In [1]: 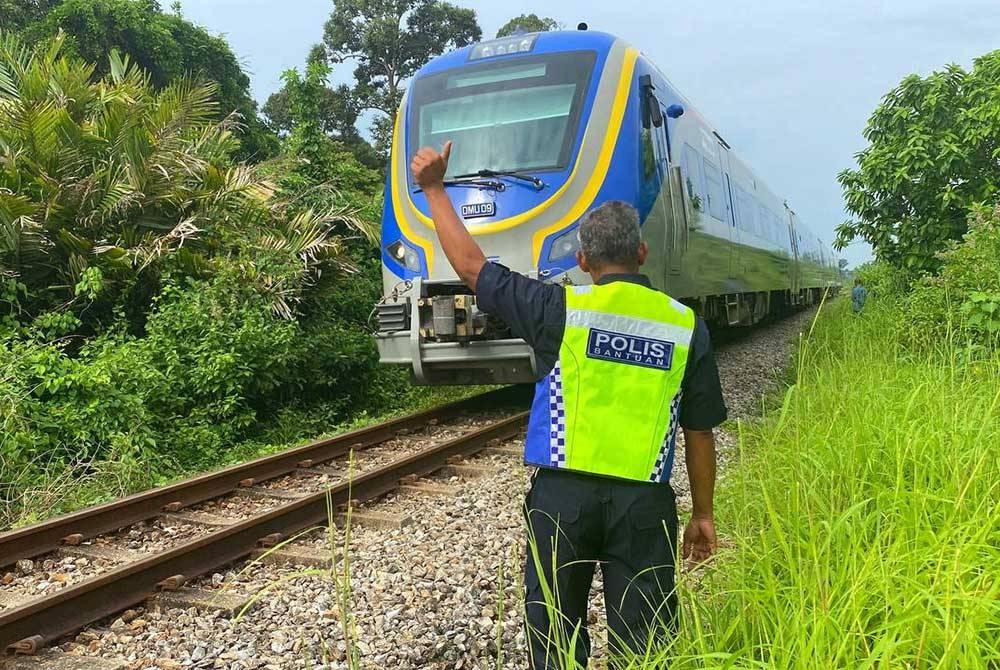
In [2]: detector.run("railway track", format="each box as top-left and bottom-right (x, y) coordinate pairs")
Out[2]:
(0, 388), (529, 657)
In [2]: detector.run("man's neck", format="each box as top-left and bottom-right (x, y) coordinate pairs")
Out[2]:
(589, 265), (639, 283)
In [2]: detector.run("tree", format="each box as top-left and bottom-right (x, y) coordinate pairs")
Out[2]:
(322, 0), (482, 157)
(265, 82), (359, 139)
(496, 13), (560, 38)
(0, 0), (62, 32)
(18, 0), (278, 160)
(0, 32), (366, 331)
(262, 73), (381, 169)
(836, 50), (1000, 272)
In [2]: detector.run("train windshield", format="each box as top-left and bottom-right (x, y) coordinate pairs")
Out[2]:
(409, 52), (597, 178)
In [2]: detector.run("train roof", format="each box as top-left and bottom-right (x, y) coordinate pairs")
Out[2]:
(416, 29), (621, 76)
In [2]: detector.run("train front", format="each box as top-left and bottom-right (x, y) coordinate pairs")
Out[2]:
(375, 30), (638, 385)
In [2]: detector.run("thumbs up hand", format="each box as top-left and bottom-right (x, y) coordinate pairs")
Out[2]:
(411, 140), (452, 191)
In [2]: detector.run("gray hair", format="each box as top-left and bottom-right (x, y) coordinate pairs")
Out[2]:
(577, 200), (641, 269)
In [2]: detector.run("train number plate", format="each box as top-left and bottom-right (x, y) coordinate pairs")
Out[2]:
(461, 202), (496, 219)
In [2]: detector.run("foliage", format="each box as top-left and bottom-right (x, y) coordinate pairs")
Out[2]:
(0, 0), (62, 32)
(495, 13), (560, 38)
(836, 49), (1000, 272)
(13, 0), (277, 159)
(0, 32), (398, 521)
(263, 79), (380, 170)
(259, 58), (382, 237)
(621, 301), (1000, 668)
(854, 203), (1000, 350)
(0, 32), (366, 332)
(321, 0), (482, 157)
(903, 204), (1000, 346)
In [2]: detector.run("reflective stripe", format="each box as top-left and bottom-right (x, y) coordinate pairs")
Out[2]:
(667, 297), (688, 316)
(565, 308), (694, 345)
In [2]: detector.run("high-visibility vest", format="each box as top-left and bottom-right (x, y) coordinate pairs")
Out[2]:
(524, 281), (695, 483)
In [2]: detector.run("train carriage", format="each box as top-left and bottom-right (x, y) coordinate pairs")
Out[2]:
(375, 28), (841, 385)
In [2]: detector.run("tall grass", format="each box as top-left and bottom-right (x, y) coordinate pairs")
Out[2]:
(648, 298), (1000, 668)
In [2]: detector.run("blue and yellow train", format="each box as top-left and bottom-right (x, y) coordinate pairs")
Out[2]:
(375, 27), (841, 385)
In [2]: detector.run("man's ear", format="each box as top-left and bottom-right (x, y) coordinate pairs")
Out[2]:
(576, 250), (590, 274)
(637, 241), (649, 267)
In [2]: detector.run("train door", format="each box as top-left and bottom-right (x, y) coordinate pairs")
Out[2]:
(786, 208), (801, 300)
(641, 75), (686, 291)
(651, 106), (685, 276)
(716, 145), (740, 281)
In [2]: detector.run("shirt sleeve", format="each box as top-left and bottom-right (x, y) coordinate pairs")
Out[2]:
(678, 317), (728, 430)
(474, 262), (566, 378)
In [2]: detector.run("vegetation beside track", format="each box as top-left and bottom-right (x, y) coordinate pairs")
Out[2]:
(621, 213), (1000, 669)
(642, 296), (999, 668)
(0, 26), (497, 530)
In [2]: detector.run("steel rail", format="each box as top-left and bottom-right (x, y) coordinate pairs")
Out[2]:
(0, 387), (524, 569)
(0, 412), (528, 653)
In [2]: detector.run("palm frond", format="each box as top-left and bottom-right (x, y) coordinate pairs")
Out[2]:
(134, 217), (202, 271)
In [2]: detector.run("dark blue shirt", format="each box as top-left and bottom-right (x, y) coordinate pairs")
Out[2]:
(852, 285), (868, 312)
(475, 262), (728, 430)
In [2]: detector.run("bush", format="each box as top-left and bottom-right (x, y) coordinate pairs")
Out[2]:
(656, 300), (1000, 668)
(0, 32), (435, 528)
(855, 204), (1000, 351)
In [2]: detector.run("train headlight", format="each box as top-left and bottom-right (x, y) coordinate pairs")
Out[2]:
(470, 35), (537, 61)
(548, 227), (580, 262)
(385, 240), (421, 271)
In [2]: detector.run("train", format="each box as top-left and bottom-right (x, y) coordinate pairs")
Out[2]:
(374, 27), (841, 385)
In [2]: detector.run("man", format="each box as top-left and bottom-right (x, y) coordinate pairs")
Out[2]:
(852, 278), (868, 313)
(411, 142), (726, 668)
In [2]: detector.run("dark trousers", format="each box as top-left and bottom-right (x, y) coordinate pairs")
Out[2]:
(524, 468), (679, 670)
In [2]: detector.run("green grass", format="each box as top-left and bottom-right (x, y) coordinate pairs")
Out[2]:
(638, 297), (1000, 668)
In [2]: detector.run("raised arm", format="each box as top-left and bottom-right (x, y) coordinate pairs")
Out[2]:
(411, 141), (487, 290)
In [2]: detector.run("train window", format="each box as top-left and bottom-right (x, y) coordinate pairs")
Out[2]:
(681, 143), (706, 209)
(409, 51), (597, 178)
(703, 158), (725, 221)
(641, 128), (656, 181)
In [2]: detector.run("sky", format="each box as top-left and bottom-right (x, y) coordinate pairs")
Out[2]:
(183, 0), (1000, 267)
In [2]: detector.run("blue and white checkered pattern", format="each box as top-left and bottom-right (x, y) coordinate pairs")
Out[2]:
(649, 391), (683, 483)
(548, 361), (567, 467)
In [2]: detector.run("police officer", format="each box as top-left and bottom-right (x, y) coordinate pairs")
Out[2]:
(411, 141), (727, 668)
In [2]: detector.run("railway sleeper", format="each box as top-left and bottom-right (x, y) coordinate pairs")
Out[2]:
(398, 481), (462, 498)
(234, 486), (309, 502)
(335, 510), (413, 530)
(441, 463), (491, 479)
(159, 512), (239, 529)
(1, 651), (128, 669)
(58, 545), (141, 564)
(484, 444), (520, 457)
(151, 587), (255, 617)
(251, 545), (339, 569)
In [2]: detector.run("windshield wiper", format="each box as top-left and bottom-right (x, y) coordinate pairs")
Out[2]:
(412, 178), (506, 193)
(453, 169), (546, 191)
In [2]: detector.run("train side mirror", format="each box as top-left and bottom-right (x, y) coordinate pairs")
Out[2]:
(639, 74), (663, 128)
(648, 99), (663, 128)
